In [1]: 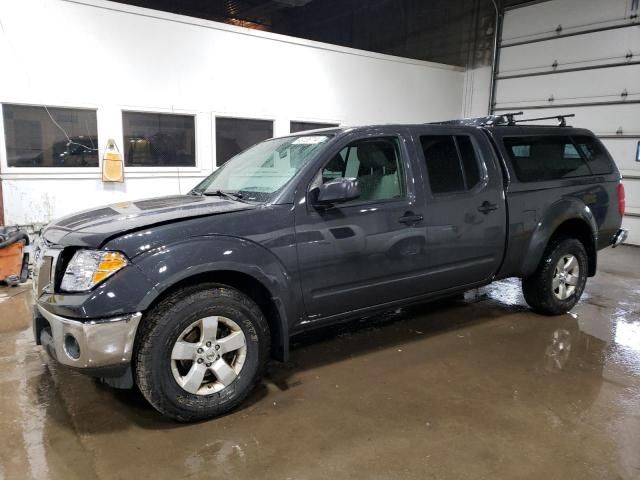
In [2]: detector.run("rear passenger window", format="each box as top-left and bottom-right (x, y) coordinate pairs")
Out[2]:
(420, 135), (482, 195)
(457, 136), (481, 189)
(573, 136), (613, 175)
(503, 136), (592, 182)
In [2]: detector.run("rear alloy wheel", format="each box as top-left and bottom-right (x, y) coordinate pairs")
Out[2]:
(551, 254), (580, 301)
(522, 237), (588, 315)
(134, 284), (270, 422)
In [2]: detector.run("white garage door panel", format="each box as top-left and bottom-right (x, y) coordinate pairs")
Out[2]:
(500, 104), (640, 136)
(499, 28), (640, 76)
(622, 216), (640, 244)
(502, 0), (631, 44)
(497, 0), (639, 245)
(622, 176), (639, 246)
(495, 64), (640, 107)
(623, 177), (640, 208)
(601, 138), (640, 175)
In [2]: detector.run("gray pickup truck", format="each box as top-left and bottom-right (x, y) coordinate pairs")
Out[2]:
(32, 115), (627, 421)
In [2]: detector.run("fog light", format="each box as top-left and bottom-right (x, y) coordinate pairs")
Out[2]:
(64, 334), (81, 360)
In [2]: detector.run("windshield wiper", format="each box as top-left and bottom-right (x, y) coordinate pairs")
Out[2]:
(202, 190), (248, 203)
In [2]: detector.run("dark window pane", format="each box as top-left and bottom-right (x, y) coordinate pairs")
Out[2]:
(320, 137), (403, 202)
(216, 117), (273, 167)
(572, 136), (613, 175)
(511, 145), (530, 157)
(456, 136), (480, 188)
(290, 121), (339, 133)
(123, 112), (195, 167)
(503, 136), (591, 182)
(3, 104), (98, 167)
(420, 135), (464, 194)
(564, 143), (580, 158)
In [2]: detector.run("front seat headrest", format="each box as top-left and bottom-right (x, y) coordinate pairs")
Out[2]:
(357, 142), (394, 170)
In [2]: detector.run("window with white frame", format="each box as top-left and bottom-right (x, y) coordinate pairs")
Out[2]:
(216, 117), (273, 167)
(123, 111), (196, 167)
(2, 104), (98, 168)
(290, 121), (339, 133)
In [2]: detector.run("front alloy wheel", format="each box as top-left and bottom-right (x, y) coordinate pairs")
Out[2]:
(134, 284), (270, 422)
(171, 316), (247, 395)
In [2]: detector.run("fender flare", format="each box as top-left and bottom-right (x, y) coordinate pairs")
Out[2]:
(521, 198), (598, 278)
(133, 235), (297, 361)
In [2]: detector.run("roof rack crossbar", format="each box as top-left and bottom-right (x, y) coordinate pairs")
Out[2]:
(512, 114), (576, 127)
(430, 112), (575, 128)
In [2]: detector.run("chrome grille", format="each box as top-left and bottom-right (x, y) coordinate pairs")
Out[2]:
(37, 256), (53, 296)
(32, 240), (61, 297)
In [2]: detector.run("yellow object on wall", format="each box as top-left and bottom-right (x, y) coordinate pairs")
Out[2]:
(102, 139), (124, 183)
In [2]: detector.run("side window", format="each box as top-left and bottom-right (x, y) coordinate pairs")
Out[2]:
(290, 121), (339, 133)
(421, 136), (463, 194)
(2, 104), (98, 167)
(503, 136), (591, 182)
(123, 111), (195, 167)
(456, 136), (481, 189)
(419, 135), (482, 195)
(318, 137), (404, 202)
(572, 136), (613, 175)
(563, 143), (580, 158)
(215, 117), (273, 167)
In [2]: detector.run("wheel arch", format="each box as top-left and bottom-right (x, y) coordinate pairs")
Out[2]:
(522, 200), (598, 278)
(141, 269), (289, 362)
(132, 236), (297, 362)
(548, 219), (597, 276)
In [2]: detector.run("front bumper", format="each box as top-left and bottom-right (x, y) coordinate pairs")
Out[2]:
(35, 305), (141, 374)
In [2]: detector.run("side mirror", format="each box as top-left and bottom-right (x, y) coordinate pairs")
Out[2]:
(313, 178), (360, 206)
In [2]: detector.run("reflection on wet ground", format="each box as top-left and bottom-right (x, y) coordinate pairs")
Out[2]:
(0, 246), (639, 479)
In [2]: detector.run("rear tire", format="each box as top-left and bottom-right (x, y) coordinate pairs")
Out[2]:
(134, 284), (270, 422)
(522, 237), (588, 316)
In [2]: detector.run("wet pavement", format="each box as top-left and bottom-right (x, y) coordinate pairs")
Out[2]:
(1, 246), (639, 479)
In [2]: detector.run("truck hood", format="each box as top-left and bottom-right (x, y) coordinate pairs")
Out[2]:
(42, 195), (255, 247)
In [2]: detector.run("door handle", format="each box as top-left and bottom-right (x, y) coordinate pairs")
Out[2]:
(399, 213), (424, 225)
(478, 201), (498, 214)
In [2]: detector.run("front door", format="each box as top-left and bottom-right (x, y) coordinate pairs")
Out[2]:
(294, 131), (428, 320)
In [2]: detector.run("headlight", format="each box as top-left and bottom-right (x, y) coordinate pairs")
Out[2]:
(61, 250), (129, 292)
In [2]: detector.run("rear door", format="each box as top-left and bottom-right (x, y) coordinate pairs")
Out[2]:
(409, 126), (507, 290)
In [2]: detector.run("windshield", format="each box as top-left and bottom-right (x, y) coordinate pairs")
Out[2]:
(193, 135), (332, 202)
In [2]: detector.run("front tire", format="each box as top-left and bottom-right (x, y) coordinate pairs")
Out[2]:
(134, 284), (270, 422)
(522, 237), (588, 316)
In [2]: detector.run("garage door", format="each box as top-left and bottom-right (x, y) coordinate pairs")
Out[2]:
(493, 0), (640, 245)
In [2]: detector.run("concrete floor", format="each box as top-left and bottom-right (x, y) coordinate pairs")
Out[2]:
(0, 246), (639, 479)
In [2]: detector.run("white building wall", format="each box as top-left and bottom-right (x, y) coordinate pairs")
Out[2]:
(495, 0), (640, 245)
(0, 0), (466, 226)
(462, 66), (492, 119)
